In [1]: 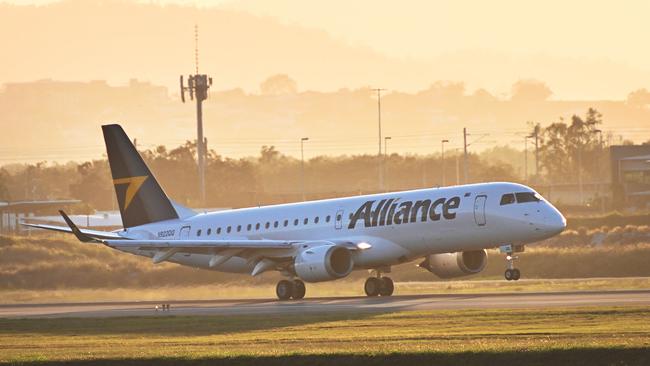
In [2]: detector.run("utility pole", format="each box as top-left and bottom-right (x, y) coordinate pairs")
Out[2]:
(531, 125), (540, 178)
(524, 136), (530, 183)
(300, 137), (309, 201)
(372, 88), (386, 191)
(455, 149), (460, 185)
(441, 139), (449, 186)
(180, 25), (212, 207)
(384, 136), (391, 191)
(463, 128), (469, 184)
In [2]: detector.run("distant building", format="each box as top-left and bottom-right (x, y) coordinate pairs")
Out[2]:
(610, 145), (650, 209)
(0, 200), (80, 234)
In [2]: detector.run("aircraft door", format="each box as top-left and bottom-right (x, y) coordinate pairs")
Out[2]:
(474, 195), (487, 226)
(179, 226), (191, 239)
(335, 209), (344, 230)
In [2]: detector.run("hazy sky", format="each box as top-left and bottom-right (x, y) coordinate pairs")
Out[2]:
(1, 0), (649, 162)
(9, 0), (650, 65)
(3, 0), (650, 100)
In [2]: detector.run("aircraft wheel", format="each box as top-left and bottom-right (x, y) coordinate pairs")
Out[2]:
(276, 280), (293, 300)
(292, 279), (306, 299)
(511, 268), (521, 281)
(379, 277), (394, 296)
(364, 277), (381, 297)
(504, 269), (514, 281)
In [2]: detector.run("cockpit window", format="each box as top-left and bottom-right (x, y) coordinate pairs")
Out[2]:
(500, 193), (515, 205)
(515, 192), (541, 203)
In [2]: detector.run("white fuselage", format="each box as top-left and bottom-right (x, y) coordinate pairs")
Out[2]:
(116, 182), (565, 275)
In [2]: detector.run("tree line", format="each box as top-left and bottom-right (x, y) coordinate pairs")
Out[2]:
(0, 108), (643, 211)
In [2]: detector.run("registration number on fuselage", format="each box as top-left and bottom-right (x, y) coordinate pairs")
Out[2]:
(157, 229), (176, 238)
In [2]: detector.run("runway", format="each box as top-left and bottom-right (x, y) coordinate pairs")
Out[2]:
(2, 289), (650, 318)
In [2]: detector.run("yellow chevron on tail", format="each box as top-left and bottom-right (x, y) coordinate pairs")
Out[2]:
(113, 175), (148, 210)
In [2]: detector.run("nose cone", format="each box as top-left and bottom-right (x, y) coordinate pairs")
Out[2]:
(543, 208), (567, 236)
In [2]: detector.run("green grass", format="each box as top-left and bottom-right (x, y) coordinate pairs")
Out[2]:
(1, 307), (650, 365)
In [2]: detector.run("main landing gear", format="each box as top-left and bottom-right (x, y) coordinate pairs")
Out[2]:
(500, 244), (525, 281)
(276, 279), (306, 300)
(364, 272), (394, 297)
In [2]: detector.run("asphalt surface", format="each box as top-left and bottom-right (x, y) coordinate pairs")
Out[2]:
(1, 289), (649, 318)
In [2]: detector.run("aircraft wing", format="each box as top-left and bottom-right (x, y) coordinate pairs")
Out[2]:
(25, 210), (371, 273)
(103, 239), (294, 250)
(20, 222), (124, 240)
(21, 210), (124, 242)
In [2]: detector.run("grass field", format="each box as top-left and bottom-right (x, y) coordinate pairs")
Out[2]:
(1, 306), (650, 365)
(2, 276), (650, 304)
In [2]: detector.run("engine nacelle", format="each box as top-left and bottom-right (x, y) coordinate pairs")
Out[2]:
(420, 249), (488, 279)
(294, 245), (354, 283)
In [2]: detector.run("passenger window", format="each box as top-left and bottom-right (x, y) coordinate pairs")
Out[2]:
(237, 225), (241, 232)
(256, 223), (260, 230)
(516, 192), (541, 203)
(284, 219), (288, 227)
(226, 226), (231, 233)
(197, 229), (202, 236)
(314, 216), (319, 224)
(247, 224), (252, 231)
(207, 228), (211, 235)
(326, 215), (331, 223)
(294, 219), (299, 226)
(274, 221), (279, 228)
(217, 227), (221, 234)
(337, 214), (342, 221)
(500, 193), (515, 205)
(304, 218), (309, 225)
(265, 222), (270, 229)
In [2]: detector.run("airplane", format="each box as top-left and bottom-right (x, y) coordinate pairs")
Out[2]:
(24, 124), (567, 300)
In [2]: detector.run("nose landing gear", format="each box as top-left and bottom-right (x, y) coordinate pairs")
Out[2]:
(500, 244), (524, 281)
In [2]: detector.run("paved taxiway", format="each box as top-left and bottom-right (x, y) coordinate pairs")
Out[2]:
(1, 289), (649, 318)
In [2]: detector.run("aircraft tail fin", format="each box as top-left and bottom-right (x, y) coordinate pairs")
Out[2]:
(102, 124), (179, 228)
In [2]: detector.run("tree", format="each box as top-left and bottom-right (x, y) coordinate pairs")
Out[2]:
(68, 160), (113, 211)
(627, 88), (650, 108)
(511, 79), (552, 102)
(539, 120), (571, 182)
(0, 168), (10, 201)
(260, 74), (298, 95)
(420, 81), (465, 100)
(539, 108), (603, 183)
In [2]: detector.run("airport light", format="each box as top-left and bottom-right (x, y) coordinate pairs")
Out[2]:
(300, 137), (309, 201)
(441, 139), (449, 186)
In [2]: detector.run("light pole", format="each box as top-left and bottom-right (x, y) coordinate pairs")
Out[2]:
(441, 139), (449, 186)
(463, 128), (468, 184)
(300, 137), (309, 201)
(372, 88), (386, 191)
(384, 136), (391, 191)
(593, 129), (603, 211)
(384, 136), (391, 156)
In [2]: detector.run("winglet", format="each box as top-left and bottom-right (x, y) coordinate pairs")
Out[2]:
(59, 210), (96, 243)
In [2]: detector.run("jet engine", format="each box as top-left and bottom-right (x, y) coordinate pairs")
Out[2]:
(419, 249), (488, 279)
(294, 245), (354, 282)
